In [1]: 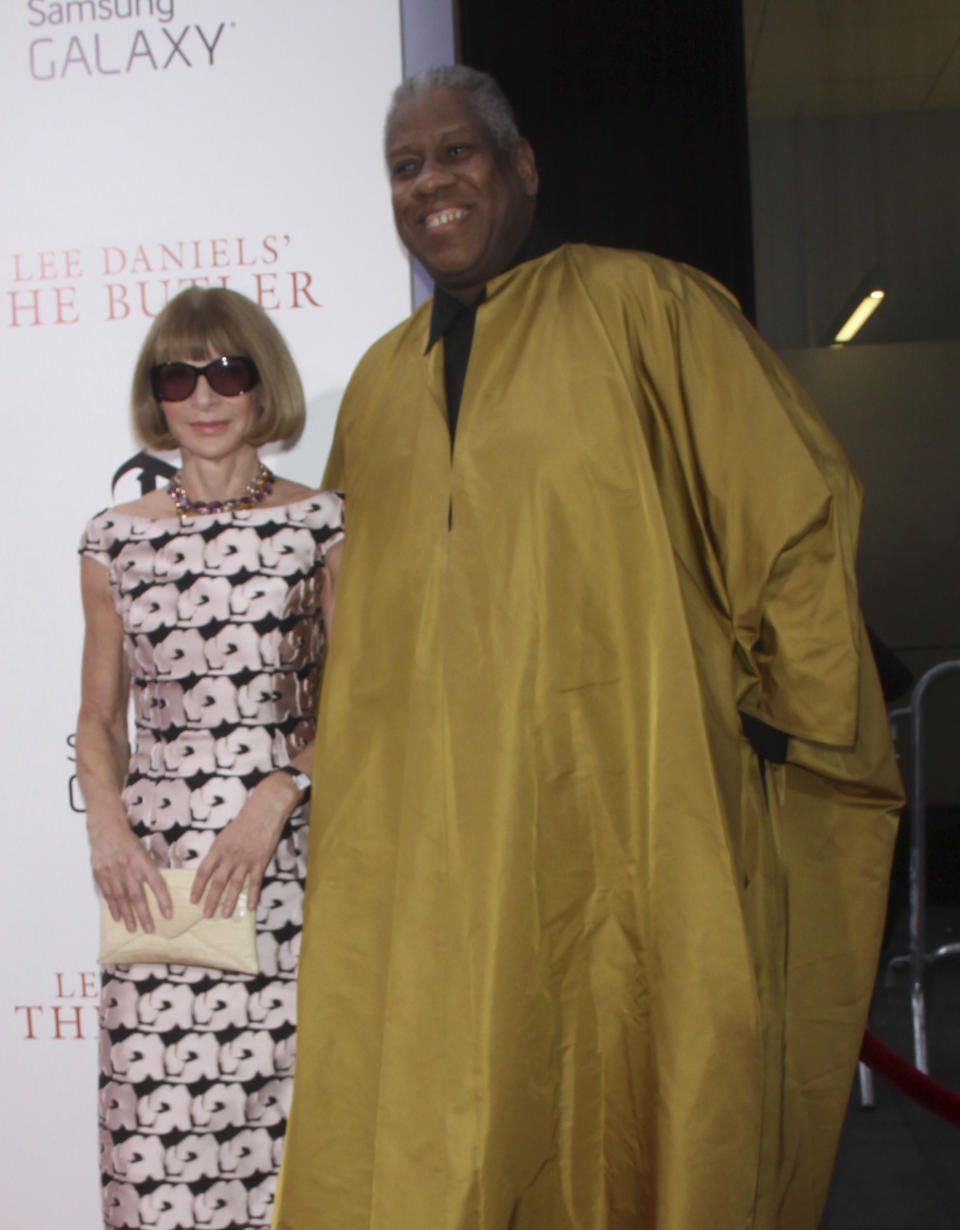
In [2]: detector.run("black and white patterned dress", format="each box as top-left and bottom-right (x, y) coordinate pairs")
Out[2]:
(79, 493), (343, 1230)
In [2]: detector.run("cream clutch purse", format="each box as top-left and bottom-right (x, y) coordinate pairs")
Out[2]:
(98, 868), (259, 974)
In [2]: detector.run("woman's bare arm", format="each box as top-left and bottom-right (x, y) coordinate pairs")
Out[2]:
(76, 555), (171, 931)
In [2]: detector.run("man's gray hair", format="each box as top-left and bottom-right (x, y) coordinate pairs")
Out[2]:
(384, 65), (522, 155)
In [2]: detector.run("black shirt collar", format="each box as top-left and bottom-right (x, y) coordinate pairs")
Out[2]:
(425, 221), (556, 352)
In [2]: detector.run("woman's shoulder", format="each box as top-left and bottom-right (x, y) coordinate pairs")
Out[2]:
(79, 489), (174, 550)
(275, 482), (344, 536)
(78, 504), (127, 564)
(268, 478), (324, 506)
(110, 488), (175, 518)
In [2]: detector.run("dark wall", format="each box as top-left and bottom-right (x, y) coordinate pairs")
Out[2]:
(751, 109), (960, 349)
(457, 0), (755, 318)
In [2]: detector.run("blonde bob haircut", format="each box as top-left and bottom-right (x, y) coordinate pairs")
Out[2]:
(131, 287), (305, 451)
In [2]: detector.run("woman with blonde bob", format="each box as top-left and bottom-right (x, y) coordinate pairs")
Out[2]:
(130, 286), (307, 452)
(77, 287), (343, 1230)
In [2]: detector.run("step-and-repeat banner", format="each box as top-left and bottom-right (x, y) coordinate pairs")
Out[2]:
(0, 3), (411, 1224)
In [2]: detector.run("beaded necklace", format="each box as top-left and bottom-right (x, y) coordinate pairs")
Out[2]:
(167, 462), (275, 522)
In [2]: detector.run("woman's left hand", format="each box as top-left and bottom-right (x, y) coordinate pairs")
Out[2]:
(190, 773), (304, 917)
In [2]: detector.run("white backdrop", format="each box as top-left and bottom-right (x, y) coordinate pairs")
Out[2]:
(0, 2), (426, 1224)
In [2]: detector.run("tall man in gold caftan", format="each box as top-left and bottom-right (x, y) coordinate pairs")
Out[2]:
(273, 67), (902, 1230)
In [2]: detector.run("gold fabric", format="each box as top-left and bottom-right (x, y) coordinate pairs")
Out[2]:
(273, 247), (902, 1230)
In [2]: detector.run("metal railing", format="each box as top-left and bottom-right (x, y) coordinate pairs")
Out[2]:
(886, 660), (960, 1074)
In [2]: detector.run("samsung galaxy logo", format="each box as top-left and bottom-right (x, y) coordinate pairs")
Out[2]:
(27, 0), (176, 25)
(29, 23), (226, 78)
(24, 0), (232, 81)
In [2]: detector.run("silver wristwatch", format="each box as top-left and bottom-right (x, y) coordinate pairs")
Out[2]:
(278, 765), (311, 804)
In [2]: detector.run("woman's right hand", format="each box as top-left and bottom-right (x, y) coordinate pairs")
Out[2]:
(88, 815), (173, 933)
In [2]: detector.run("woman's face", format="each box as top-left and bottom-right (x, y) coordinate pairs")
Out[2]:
(158, 347), (260, 462)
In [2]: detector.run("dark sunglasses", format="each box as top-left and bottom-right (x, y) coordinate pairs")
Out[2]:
(150, 356), (260, 402)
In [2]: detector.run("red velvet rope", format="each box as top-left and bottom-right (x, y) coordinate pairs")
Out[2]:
(861, 1030), (960, 1126)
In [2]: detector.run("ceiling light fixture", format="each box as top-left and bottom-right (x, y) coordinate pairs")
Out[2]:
(833, 288), (886, 344)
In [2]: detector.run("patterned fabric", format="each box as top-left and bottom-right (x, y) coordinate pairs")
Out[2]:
(80, 494), (343, 1230)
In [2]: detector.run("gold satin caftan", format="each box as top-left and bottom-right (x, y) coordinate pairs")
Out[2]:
(273, 245), (902, 1230)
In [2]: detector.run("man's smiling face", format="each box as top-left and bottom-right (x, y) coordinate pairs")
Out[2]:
(386, 87), (538, 304)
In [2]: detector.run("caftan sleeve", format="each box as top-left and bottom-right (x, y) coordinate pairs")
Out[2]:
(627, 258), (870, 751)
